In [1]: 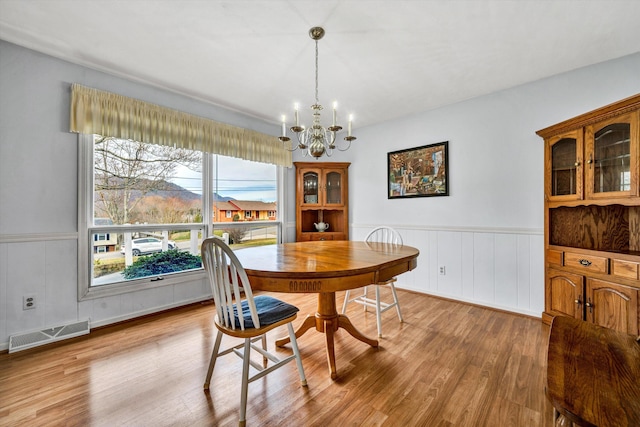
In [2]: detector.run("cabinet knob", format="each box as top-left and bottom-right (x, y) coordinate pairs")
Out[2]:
(585, 299), (594, 313)
(587, 155), (593, 165)
(574, 161), (580, 167)
(578, 259), (592, 267)
(574, 298), (582, 306)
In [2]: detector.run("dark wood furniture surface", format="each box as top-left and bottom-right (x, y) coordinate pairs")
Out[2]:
(295, 161), (350, 241)
(234, 240), (419, 379)
(546, 315), (640, 427)
(537, 94), (640, 335)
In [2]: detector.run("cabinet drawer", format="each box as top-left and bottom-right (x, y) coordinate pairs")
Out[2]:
(564, 252), (608, 274)
(547, 249), (564, 266)
(308, 234), (334, 241)
(611, 259), (640, 280)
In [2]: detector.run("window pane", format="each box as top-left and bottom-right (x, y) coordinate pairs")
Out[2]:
(211, 155), (278, 248)
(92, 228), (204, 286)
(93, 135), (203, 225)
(212, 156), (277, 221)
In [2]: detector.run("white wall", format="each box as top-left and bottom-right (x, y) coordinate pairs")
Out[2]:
(2, 38), (639, 349)
(288, 51), (640, 317)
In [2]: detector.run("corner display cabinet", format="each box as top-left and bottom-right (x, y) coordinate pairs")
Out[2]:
(295, 162), (350, 241)
(537, 94), (640, 335)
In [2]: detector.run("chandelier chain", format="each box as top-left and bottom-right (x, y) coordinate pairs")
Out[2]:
(315, 39), (319, 104)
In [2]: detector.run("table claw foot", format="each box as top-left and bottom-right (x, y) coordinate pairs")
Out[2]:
(337, 314), (379, 347)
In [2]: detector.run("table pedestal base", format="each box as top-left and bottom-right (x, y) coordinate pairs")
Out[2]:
(275, 292), (378, 379)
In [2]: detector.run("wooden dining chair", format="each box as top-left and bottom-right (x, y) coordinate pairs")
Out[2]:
(341, 226), (404, 337)
(201, 237), (307, 427)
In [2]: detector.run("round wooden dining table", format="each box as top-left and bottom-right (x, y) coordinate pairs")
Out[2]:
(234, 240), (419, 379)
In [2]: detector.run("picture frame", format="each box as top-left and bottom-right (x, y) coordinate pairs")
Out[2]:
(387, 141), (449, 199)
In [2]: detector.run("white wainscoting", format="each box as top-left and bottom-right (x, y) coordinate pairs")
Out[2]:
(0, 225), (543, 350)
(350, 224), (545, 318)
(0, 234), (211, 351)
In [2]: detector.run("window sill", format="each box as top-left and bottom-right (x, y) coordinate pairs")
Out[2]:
(79, 269), (206, 301)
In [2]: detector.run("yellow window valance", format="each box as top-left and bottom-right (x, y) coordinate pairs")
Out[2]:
(69, 83), (292, 167)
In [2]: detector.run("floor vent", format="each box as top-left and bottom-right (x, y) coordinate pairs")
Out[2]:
(9, 319), (90, 353)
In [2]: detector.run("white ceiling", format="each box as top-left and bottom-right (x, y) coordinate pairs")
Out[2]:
(1, 0), (639, 129)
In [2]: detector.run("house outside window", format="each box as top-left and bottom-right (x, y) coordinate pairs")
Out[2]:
(92, 219), (118, 253)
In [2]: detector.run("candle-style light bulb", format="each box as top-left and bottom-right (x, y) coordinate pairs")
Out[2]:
(281, 115), (286, 136)
(294, 103), (299, 126)
(348, 114), (353, 136)
(332, 101), (337, 126)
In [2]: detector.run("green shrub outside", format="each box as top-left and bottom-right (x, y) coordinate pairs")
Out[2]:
(123, 250), (202, 279)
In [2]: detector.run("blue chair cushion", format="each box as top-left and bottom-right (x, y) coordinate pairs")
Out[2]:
(233, 295), (299, 329)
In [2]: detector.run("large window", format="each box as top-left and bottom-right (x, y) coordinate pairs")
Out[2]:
(79, 134), (281, 299)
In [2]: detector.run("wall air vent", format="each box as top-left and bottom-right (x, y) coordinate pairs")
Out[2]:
(9, 319), (90, 353)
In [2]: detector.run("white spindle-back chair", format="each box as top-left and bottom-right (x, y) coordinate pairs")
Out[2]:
(201, 237), (307, 427)
(341, 226), (404, 337)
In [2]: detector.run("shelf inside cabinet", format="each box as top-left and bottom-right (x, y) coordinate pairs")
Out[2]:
(300, 209), (345, 234)
(549, 205), (640, 253)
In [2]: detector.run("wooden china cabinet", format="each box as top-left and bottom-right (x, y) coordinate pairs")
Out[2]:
(537, 94), (640, 335)
(295, 162), (350, 241)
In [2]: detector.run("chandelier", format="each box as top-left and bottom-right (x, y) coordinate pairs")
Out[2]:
(279, 27), (356, 158)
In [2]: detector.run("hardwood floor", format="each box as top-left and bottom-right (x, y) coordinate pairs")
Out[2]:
(0, 290), (555, 426)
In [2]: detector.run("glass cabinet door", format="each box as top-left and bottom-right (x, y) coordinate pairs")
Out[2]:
(586, 112), (638, 199)
(547, 130), (583, 201)
(593, 123), (630, 193)
(552, 138), (578, 196)
(302, 171), (319, 204)
(325, 171), (343, 205)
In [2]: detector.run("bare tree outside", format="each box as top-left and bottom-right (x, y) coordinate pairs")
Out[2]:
(223, 214), (248, 243)
(93, 136), (201, 225)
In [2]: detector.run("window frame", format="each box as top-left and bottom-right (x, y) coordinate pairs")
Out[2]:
(77, 134), (285, 301)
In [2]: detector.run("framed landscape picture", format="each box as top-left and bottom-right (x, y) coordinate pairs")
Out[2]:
(388, 141), (449, 199)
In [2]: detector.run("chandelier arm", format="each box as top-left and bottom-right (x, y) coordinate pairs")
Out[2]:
(297, 129), (308, 149)
(324, 129), (334, 157)
(327, 130), (336, 149)
(336, 139), (353, 152)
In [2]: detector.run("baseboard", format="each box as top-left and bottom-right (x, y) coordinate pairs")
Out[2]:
(396, 286), (543, 320)
(0, 296), (213, 353)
